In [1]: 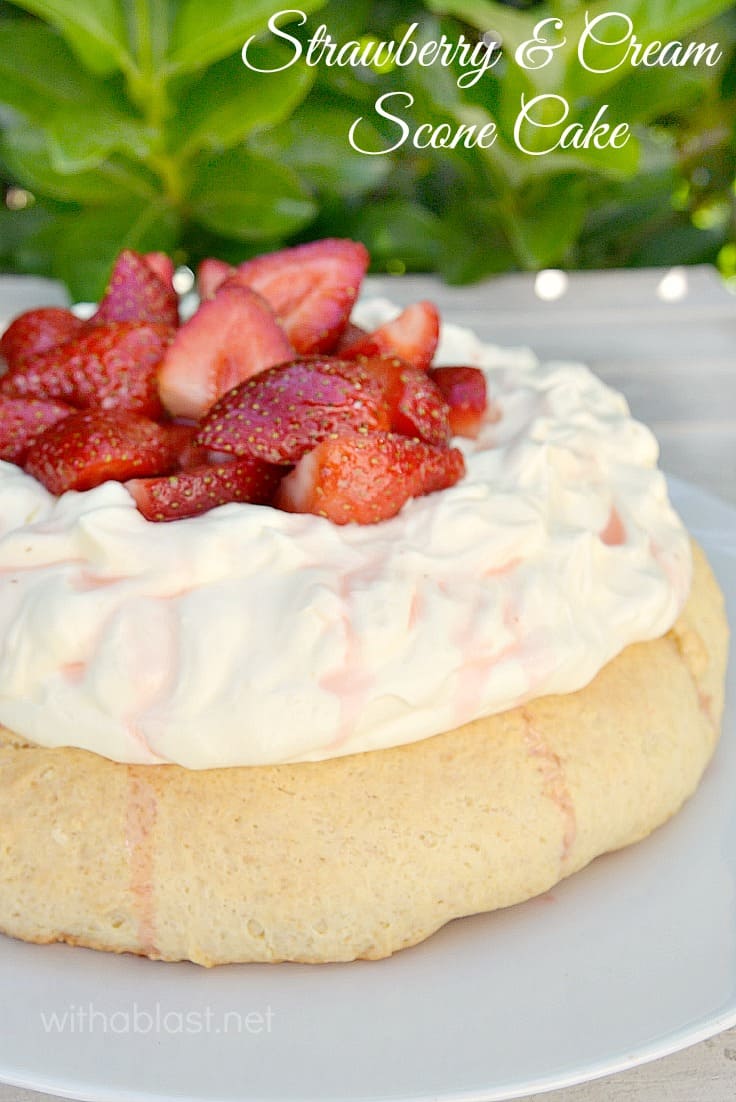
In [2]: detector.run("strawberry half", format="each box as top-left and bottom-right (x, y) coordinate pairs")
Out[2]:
(428, 366), (489, 438)
(94, 249), (179, 329)
(276, 432), (465, 525)
(127, 455), (283, 522)
(158, 283), (293, 420)
(24, 410), (180, 495)
(0, 397), (74, 464)
(333, 322), (368, 354)
(0, 308), (85, 370)
(197, 257), (235, 301)
(166, 423), (236, 470)
(340, 302), (440, 371)
(358, 355), (450, 447)
(1, 321), (173, 419)
(196, 357), (391, 465)
(143, 252), (175, 289)
(226, 238), (370, 354)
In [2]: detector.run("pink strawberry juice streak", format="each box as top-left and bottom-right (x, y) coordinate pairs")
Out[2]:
(600, 506), (626, 547)
(320, 576), (374, 749)
(522, 709), (577, 863)
(125, 769), (158, 955)
(451, 558), (524, 728)
(123, 595), (182, 761)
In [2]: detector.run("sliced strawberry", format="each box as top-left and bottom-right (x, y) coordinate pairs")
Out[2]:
(167, 423), (235, 470)
(197, 257), (235, 301)
(276, 432), (465, 525)
(428, 366), (489, 439)
(1, 322), (173, 419)
(94, 249), (179, 329)
(358, 355), (450, 447)
(0, 397), (74, 464)
(127, 455), (282, 522)
(332, 321), (368, 354)
(143, 252), (175, 289)
(158, 422), (198, 462)
(0, 308), (85, 370)
(176, 436), (214, 470)
(24, 410), (179, 494)
(340, 302), (440, 371)
(157, 284), (293, 421)
(196, 357), (390, 465)
(228, 238), (370, 354)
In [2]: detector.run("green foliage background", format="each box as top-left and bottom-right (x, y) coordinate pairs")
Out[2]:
(0, 0), (734, 299)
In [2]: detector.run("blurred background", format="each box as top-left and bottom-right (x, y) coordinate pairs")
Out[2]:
(0, 0), (734, 300)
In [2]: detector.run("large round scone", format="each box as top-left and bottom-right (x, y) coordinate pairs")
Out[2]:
(0, 542), (727, 965)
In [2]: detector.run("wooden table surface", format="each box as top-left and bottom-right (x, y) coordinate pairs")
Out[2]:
(0, 265), (734, 1102)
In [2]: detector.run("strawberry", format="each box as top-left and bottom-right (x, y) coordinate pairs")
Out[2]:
(176, 436), (216, 470)
(94, 249), (179, 329)
(276, 432), (465, 525)
(358, 355), (450, 447)
(127, 455), (283, 522)
(165, 423), (235, 470)
(1, 322), (173, 419)
(333, 321), (368, 354)
(24, 410), (180, 494)
(158, 284), (293, 421)
(428, 366), (489, 439)
(196, 357), (391, 465)
(340, 301), (440, 371)
(0, 308), (85, 370)
(227, 238), (370, 354)
(197, 257), (235, 301)
(143, 252), (175, 289)
(0, 397), (74, 463)
(159, 422), (200, 463)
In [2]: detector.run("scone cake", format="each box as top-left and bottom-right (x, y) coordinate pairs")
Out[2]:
(0, 241), (729, 964)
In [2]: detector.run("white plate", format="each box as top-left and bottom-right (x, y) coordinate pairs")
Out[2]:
(0, 475), (734, 1102)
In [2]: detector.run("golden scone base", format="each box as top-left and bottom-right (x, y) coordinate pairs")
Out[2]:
(0, 544), (728, 966)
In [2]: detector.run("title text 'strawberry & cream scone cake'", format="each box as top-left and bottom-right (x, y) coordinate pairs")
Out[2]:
(0, 241), (728, 964)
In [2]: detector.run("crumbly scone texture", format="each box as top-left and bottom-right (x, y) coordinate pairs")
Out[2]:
(0, 542), (728, 965)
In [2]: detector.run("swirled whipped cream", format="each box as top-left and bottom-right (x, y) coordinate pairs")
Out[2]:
(0, 301), (691, 768)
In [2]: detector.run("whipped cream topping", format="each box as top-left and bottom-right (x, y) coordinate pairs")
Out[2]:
(0, 300), (691, 768)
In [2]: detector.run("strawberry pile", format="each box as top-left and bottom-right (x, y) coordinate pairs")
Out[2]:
(0, 240), (491, 525)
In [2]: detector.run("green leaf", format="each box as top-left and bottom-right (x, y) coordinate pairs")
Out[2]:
(45, 102), (155, 173)
(170, 44), (314, 155)
(250, 99), (392, 197)
(32, 200), (181, 300)
(0, 203), (58, 276)
(181, 225), (275, 269)
(575, 169), (679, 266)
(627, 220), (724, 267)
(305, 0), (372, 43)
(336, 200), (447, 272)
(428, 0), (734, 100)
(123, 0), (176, 71)
(425, 0), (533, 49)
(0, 23), (153, 175)
(1, 127), (158, 204)
(510, 125), (641, 180)
(188, 149), (316, 241)
(511, 175), (588, 267)
(437, 196), (516, 282)
(168, 0), (325, 74)
(562, 0), (734, 98)
(6, 0), (130, 76)
(577, 0), (734, 51)
(0, 23), (102, 124)
(604, 67), (706, 123)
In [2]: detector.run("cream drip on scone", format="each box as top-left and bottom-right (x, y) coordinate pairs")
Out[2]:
(0, 301), (691, 768)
